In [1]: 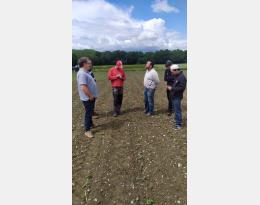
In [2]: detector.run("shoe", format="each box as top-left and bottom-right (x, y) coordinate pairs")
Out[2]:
(174, 125), (182, 130)
(113, 112), (118, 117)
(146, 112), (153, 116)
(84, 131), (94, 138)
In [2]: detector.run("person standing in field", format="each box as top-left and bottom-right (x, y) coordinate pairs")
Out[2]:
(167, 64), (187, 130)
(77, 57), (98, 138)
(107, 60), (126, 117)
(164, 60), (175, 116)
(143, 60), (160, 116)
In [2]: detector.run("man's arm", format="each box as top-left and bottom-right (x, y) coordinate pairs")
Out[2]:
(108, 68), (118, 81)
(81, 84), (94, 101)
(154, 71), (160, 85)
(164, 70), (167, 81)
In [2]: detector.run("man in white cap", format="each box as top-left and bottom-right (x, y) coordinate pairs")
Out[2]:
(167, 64), (187, 130)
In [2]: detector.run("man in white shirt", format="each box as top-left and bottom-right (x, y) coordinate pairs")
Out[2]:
(143, 60), (160, 116)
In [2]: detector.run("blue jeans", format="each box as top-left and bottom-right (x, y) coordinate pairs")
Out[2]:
(172, 98), (182, 126)
(82, 99), (95, 131)
(144, 88), (155, 114)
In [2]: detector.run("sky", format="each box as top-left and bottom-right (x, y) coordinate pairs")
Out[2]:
(72, 0), (187, 51)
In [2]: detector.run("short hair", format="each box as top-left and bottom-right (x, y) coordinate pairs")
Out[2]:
(78, 57), (91, 68)
(147, 60), (155, 68)
(165, 60), (173, 67)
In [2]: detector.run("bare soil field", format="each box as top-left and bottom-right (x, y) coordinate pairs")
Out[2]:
(72, 70), (187, 205)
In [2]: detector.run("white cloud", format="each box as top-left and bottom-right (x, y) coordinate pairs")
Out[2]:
(72, 0), (186, 51)
(151, 0), (179, 13)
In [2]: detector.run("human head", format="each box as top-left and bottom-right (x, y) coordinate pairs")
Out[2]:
(165, 60), (173, 69)
(170, 64), (181, 75)
(78, 57), (92, 70)
(145, 60), (154, 70)
(116, 60), (123, 69)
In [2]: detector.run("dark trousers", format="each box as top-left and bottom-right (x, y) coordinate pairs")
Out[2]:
(112, 87), (123, 114)
(172, 98), (182, 126)
(82, 99), (95, 131)
(144, 87), (155, 114)
(166, 89), (173, 112)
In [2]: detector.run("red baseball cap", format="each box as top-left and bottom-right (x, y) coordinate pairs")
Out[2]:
(116, 60), (123, 68)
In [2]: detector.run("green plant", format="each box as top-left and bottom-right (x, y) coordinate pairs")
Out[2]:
(145, 198), (155, 205)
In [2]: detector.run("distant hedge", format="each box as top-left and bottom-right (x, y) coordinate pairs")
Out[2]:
(72, 49), (187, 66)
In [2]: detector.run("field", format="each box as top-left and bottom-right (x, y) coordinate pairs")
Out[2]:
(72, 64), (187, 205)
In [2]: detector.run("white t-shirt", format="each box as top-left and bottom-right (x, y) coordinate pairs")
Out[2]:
(144, 68), (160, 89)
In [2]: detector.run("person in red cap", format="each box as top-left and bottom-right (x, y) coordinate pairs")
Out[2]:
(107, 60), (126, 117)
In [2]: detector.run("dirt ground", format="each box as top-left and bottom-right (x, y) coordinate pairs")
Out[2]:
(72, 70), (187, 205)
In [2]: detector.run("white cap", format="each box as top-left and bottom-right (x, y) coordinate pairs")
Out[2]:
(170, 64), (180, 71)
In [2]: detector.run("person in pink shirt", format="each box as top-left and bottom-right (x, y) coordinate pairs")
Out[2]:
(107, 60), (126, 117)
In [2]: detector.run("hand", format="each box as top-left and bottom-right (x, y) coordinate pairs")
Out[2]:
(116, 74), (122, 78)
(89, 95), (94, 101)
(167, 86), (172, 90)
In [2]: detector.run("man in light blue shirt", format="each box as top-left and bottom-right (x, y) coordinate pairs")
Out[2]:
(77, 57), (98, 138)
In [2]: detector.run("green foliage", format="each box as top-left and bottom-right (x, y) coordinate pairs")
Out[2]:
(82, 175), (93, 188)
(72, 49), (187, 66)
(145, 198), (155, 205)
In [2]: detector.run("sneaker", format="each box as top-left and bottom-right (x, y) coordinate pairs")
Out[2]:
(113, 112), (118, 117)
(146, 112), (153, 116)
(174, 125), (182, 130)
(84, 131), (94, 138)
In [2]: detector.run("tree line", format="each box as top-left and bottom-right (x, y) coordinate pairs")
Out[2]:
(72, 49), (187, 66)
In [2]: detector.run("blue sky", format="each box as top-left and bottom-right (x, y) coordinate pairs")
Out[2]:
(72, 0), (187, 51)
(109, 0), (187, 38)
